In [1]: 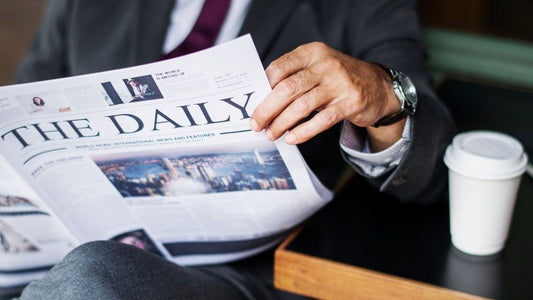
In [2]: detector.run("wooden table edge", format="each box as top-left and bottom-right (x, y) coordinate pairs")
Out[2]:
(274, 228), (490, 300)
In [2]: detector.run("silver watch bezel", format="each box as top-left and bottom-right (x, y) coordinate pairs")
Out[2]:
(391, 70), (417, 115)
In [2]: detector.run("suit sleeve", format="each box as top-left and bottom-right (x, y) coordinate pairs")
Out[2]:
(15, 0), (72, 83)
(343, 0), (456, 204)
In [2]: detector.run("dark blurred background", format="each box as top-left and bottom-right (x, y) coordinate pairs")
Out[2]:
(419, 0), (533, 42)
(1, 0), (533, 86)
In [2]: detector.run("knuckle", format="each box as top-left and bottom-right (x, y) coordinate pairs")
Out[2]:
(294, 70), (316, 92)
(297, 41), (329, 58)
(277, 77), (299, 97)
(308, 41), (329, 53)
(323, 57), (343, 72)
(293, 98), (313, 113)
(266, 61), (284, 79)
(319, 109), (340, 127)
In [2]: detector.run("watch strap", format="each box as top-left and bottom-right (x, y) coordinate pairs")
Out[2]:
(372, 109), (408, 127)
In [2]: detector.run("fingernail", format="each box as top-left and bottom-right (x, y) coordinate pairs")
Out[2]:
(250, 119), (259, 131)
(265, 129), (274, 140)
(285, 132), (296, 144)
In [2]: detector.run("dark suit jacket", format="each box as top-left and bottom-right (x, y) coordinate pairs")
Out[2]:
(15, 0), (456, 204)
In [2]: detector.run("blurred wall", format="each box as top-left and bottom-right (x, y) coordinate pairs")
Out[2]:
(419, 0), (533, 42)
(0, 0), (47, 86)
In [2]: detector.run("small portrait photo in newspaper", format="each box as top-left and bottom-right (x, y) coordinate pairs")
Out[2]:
(100, 74), (164, 105)
(16, 91), (72, 115)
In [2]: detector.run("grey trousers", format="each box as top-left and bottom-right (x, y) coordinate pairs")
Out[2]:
(16, 241), (306, 300)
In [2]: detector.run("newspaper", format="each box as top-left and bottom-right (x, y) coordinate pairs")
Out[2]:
(0, 35), (332, 288)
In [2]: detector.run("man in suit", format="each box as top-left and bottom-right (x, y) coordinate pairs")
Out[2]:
(127, 78), (155, 101)
(16, 0), (455, 299)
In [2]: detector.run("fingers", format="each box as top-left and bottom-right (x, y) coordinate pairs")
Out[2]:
(249, 42), (389, 145)
(252, 65), (321, 133)
(264, 84), (326, 140)
(264, 42), (322, 87)
(288, 104), (347, 144)
(251, 43), (333, 133)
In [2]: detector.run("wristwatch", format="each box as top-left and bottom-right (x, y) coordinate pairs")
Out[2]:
(372, 64), (418, 127)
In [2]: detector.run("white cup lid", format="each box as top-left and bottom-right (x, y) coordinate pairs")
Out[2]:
(444, 131), (528, 180)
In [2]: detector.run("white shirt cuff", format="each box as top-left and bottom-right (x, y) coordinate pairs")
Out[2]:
(340, 117), (412, 177)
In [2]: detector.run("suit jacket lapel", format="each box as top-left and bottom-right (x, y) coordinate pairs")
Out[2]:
(240, 0), (301, 61)
(133, 0), (176, 64)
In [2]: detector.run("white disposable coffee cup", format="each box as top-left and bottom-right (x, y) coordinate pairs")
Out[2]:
(444, 131), (528, 256)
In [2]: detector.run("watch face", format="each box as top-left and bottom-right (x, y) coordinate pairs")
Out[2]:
(398, 73), (418, 110)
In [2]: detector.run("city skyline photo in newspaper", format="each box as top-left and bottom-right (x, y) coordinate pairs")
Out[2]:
(92, 141), (296, 197)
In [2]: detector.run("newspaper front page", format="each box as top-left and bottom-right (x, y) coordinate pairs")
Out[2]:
(0, 35), (333, 286)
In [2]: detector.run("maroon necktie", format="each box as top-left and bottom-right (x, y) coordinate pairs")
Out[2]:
(160, 0), (231, 60)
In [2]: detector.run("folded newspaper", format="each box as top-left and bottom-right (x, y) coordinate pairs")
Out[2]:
(0, 35), (333, 288)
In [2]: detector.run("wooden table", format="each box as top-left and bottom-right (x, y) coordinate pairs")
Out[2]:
(274, 172), (533, 300)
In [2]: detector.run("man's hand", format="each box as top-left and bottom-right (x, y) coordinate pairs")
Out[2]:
(249, 42), (406, 152)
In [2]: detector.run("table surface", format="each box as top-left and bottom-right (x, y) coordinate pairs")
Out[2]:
(274, 172), (532, 300)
